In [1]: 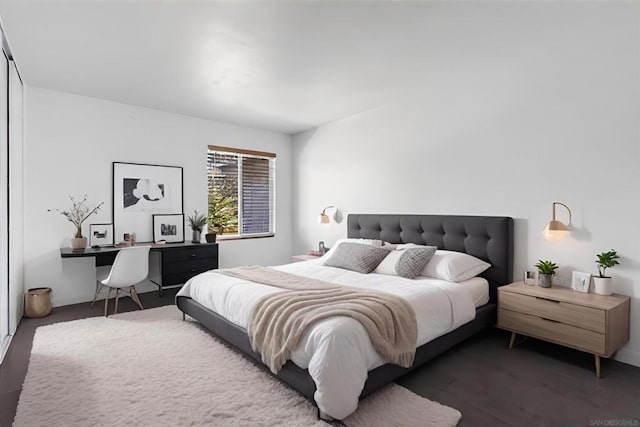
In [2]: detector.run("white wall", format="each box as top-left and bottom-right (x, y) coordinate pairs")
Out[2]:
(292, 4), (640, 366)
(24, 87), (292, 307)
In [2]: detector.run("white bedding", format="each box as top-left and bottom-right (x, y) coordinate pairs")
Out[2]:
(452, 276), (489, 307)
(177, 259), (480, 419)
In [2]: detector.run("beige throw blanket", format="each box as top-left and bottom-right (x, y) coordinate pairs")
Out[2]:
(218, 266), (418, 374)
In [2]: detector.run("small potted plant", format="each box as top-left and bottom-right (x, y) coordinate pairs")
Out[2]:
(49, 195), (104, 250)
(187, 210), (207, 243)
(534, 260), (558, 288)
(593, 250), (620, 295)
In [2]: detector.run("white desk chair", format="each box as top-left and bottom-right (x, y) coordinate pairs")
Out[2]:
(91, 246), (150, 317)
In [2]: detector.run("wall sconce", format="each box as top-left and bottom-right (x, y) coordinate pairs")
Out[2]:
(318, 206), (338, 224)
(542, 202), (572, 242)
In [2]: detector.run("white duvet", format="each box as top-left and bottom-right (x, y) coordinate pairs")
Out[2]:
(177, 258), (479, 419)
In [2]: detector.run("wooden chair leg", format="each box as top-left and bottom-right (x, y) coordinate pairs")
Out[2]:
(91, 281), (104, 307)
(114, 289), (120, 315)
(130, 286), (144, 310)
(104, 287), (111, 317)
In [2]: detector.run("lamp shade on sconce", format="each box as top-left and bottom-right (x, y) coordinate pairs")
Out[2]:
(542, 220), (569, 242)
(542, 202), (572, 242)
(318, 206), (337, 224)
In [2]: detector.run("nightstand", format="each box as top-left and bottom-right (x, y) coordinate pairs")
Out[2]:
(497, 282), (630, 378)
(291, 254), (321, 263)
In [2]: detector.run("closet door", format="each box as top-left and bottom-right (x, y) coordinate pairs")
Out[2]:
(8, 60), (22, 333)
(0, 49), (9, 358)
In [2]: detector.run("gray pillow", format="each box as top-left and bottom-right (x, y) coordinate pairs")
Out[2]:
(396, 247), (437, 279)
(323, 242), (391, 274)
(374, 246), (437, 279)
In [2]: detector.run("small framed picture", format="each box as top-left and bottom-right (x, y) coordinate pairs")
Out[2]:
(571, 271), (591, 293)
(524, 270), (538, 285)
(152, 214), (184, 243)
(89, 223), (114, 247)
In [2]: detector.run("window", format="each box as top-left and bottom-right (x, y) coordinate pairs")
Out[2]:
(207, 145), (275, 239)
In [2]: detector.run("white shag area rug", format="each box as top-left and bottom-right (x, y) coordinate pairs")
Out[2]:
(14, 306), (461, 427)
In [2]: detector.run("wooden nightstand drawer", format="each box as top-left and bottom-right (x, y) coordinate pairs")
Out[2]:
(500, 291), (605, 333)
(498, 309), (606, 354)
(497, 282), (630, 377)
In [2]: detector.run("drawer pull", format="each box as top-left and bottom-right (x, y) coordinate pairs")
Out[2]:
(191, 253), (197, 257)
(540, 317), (561, 323)
(191, 269), (196, 272)
(535, 297), (560, 304)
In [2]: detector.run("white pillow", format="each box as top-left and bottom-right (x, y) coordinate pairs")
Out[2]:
(421, 250), (490, 282)
(374, 246), (437, 279)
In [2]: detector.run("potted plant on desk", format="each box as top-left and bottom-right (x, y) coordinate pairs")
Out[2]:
(187, 210), (207, 243)
(49, 195), (104, 250)
(594, 250), (620, 295)
(534, 260), (558, 288)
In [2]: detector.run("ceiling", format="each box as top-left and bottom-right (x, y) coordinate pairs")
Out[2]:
(0, 1), (554, 134)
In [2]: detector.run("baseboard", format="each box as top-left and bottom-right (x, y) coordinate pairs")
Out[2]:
(0, 334), (13, 364)
(614, 347), (640, 368)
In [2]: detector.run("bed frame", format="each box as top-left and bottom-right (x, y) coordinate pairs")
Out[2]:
(176, 214), (514, 406)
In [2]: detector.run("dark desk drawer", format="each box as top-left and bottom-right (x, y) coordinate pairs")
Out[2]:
(164, 258), (217, 275)
(149, 243), (219, 293)
(95, 252), (118, 267)
(161, 245), (218, 263)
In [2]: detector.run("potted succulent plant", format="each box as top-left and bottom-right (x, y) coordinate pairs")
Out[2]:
(593, 250), (620, 296)
(49, 195), (104, 250)
(534, 260), (558, 288)
(187, 210), (207, 243)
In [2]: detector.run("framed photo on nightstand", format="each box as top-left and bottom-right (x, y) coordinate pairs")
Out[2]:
(571, 271), (591, 293)
(524, 270), (537, 285)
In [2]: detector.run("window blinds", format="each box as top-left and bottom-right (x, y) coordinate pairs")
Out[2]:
(241, 157), (272, 234)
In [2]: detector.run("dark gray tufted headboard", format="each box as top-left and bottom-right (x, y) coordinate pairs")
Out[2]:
(347, 214), (514, 303)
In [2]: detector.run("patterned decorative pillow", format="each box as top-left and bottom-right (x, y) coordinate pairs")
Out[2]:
(323, 242), (391, 274)
(374, 246), (437, 279)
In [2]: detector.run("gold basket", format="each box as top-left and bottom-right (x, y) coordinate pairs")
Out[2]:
(25, 288), (52, 318)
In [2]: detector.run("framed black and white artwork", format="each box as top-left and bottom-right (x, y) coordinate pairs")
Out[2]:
(153, 214), (184, 243)
(89, 223), (114, 247)
(571, 271), (591, 293)
(113, 162), (183, 243)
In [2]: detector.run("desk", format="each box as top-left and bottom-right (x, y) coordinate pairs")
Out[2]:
(60, 242), (219, 296)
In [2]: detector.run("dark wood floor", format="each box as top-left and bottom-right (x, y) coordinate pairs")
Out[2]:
(398, 331), (640, 426)
(1, 291), (639, 426)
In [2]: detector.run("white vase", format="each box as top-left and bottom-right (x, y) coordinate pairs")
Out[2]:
(69, 237), (87, 250)
(593, 277), (613, 296)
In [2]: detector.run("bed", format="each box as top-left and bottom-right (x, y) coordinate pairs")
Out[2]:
(176, 214), (514, 419)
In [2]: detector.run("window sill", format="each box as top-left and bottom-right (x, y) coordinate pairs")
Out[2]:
(216, 233), (275, 242)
